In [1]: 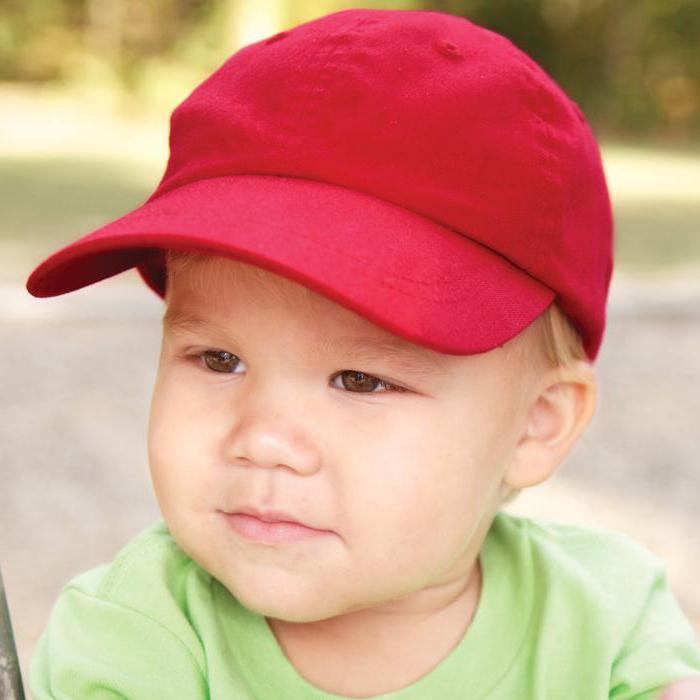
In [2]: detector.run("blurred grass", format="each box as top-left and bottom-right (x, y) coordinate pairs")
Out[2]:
(614, 201), (700, 271)
(2, 156), (161, 242)
(1, 86), (699, 279)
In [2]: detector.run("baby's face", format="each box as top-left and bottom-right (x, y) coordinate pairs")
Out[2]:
(148, 255), (531, 623)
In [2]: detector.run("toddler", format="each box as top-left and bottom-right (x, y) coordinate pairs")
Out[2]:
(25, 8), (700, 699)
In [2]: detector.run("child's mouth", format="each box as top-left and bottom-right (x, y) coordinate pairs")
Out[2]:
(221, 511), (334, 545)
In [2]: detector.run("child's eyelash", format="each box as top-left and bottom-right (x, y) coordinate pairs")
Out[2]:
(188, 349), (406, 394)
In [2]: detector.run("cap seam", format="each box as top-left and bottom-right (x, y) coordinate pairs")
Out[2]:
(290, 14), (376, 141)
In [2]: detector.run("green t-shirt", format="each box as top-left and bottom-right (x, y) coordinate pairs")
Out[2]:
(30, 511), (700, 699)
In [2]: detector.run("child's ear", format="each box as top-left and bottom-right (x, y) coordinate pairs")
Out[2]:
(502, 360), (597, 491)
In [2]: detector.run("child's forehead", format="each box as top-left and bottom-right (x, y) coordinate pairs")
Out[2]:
(168, 253), (377, 327)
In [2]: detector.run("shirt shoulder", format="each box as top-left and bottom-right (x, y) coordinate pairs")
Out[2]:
(495, 511), (676, 631)
(497, 511), (666, 591)
(68, 519), (209, 609)
(490, 511), (700, 697)
(63, 520), (214, 664)
(30, 521), (213, 699)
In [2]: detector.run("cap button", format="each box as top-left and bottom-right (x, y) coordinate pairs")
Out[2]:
(265, 31), (289, 44)
(436, 39), (463, 60)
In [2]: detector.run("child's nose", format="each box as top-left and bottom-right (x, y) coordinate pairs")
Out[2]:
(222, 401), (321, 476)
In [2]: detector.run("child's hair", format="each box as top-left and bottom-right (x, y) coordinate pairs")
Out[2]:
(165, 249), (199, 285)
(163, 250), (588, 508)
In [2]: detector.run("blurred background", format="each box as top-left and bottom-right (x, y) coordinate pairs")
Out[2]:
(1, 0), (699, 692)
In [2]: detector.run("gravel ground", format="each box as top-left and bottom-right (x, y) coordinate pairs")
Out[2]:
(1, 267), (699, 692)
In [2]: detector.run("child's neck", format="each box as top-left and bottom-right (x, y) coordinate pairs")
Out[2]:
(267, 559), (482, 698)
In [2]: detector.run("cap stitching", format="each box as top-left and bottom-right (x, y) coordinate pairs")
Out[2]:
(290, 14), (375, 141)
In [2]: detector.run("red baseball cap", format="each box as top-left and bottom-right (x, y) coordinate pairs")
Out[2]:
(25, 8), (613, 361)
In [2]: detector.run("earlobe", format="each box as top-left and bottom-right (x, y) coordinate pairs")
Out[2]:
(503, 361), (597, 491)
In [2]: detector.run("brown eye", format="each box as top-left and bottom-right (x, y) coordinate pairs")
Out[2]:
(341, 371), (379, 392)
(335, 370), (403, 394)
(202, 350), (240, 373)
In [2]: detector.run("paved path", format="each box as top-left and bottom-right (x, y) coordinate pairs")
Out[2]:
(1, 268), (699, 690)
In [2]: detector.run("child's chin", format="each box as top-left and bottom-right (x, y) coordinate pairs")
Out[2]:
(221, 573), (347, 623)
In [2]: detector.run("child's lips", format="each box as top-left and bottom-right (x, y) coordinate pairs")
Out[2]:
(221, 511), (334, 544)
(232, 505), (315, 527)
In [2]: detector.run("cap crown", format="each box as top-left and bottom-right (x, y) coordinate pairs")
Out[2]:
(149, 8), (613, 359)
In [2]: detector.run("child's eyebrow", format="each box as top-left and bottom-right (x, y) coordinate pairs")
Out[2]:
(162, 308), (216, 334)
(162, 309), (450, 379)
(319, 336), (450, 378)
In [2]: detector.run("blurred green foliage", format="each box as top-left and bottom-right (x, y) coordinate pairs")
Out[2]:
(425, 0), (700, 140)
(0, 0), (222, 107)
(1, 0), (699, 140)
(0, 0), (215, 80)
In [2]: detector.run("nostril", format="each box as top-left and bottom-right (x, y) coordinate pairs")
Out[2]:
(437, 39), (463, 60)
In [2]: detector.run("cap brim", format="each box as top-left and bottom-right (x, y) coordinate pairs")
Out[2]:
(25, 174), (555, 355)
